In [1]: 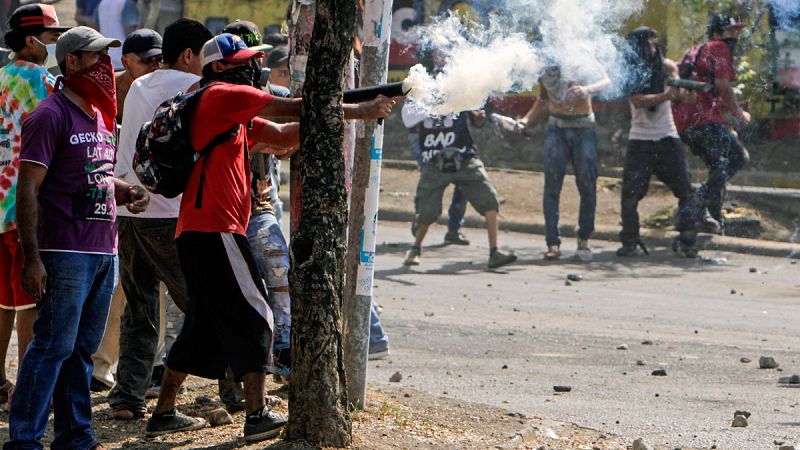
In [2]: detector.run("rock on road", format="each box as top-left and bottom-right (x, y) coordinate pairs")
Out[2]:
(367, 221), (800, 449)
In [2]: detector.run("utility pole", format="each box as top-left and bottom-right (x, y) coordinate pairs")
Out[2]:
(343, 0), (394, 410)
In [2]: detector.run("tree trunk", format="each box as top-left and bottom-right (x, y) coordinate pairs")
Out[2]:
(287, 0), (356, 446)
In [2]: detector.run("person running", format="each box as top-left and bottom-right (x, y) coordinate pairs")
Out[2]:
(7, 26), (150, 450)
(0, 2), (67, 413)
(106, 18), (212, 421)
(618, 27), (699, 258)
(673, 13), (750, 235)
(401, 102), (516, 269)
(520, 62), (610, 262)
(144, 33), (394, 442)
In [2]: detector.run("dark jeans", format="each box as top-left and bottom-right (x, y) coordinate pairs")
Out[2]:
(543, 125), (598, 246)
(5, 252), (116, 450)
(620, 138), (697, 246)
(681, 123), (748, 224)
(410, 132), (466, 232)
(107, 217), (190, 414)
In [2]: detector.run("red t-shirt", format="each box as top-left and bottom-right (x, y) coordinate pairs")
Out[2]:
(673, 40), (737, 132)
(176, 83), (273, 237)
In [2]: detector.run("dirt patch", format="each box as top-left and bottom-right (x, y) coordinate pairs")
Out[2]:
(0, 376), (631, 449)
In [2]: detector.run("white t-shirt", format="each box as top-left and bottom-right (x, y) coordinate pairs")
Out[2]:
(117, 69), (200, 218)
(97, 0), (139, 70)
(629, 93), (679, 141)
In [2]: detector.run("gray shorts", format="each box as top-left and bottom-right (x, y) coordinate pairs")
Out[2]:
(414, 157), (499, 226)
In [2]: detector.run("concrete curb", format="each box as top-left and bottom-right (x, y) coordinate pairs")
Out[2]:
(377, 159), (799, 259)
(379, 206), (799, 259)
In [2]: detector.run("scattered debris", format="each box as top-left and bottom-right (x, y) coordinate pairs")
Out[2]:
(502, 364), (509, 369)
(632, 437), (654, 450)
(565, 280), (573, 286)
(731, 415), (748, 427)
(791, 375), (800, 384)
(759, 356), (780, 369)
(195, 395), (215, 404)
(749, 267), (758, 273)
(203, 408), (234, 427)
(403, 393), (411, 398)
(701, 256), (728, 265)
(740, 357), (752, 363)
(424, 312), (435, 317)
(779, 445), (797, 450)
(553, 385), (572, 392)
(733, 410), (751, 419)
(616, 344), (629, 350)
(389, 371), (403, 382)
(636, 360), (646, 366)
(641, 340), (654, 345)
(730, 289), (737, 295)
(651, 369), (668, 376)
(567, 273), (583, 282)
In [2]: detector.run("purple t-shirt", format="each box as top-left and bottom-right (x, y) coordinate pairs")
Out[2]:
(20, 92), (118, 254)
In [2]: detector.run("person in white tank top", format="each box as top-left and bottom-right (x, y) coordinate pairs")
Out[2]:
(618, 27), (699, 258)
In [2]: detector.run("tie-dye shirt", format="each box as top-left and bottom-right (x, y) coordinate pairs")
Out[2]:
(0, 61), (55, 233)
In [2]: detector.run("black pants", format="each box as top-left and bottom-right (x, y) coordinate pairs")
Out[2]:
(169, 231), (273, 380)
(681, 123), (748, 224)
(620, 138), (697, 245)
(108, 217), (190, 414)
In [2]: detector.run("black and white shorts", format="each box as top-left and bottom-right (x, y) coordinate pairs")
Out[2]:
(169, 231), (274, 380)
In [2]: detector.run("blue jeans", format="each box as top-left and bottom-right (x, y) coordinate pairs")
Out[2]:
(369, 302), (389, 353)
(409, 132), (466, 233)
(6, 252), (117, 450)
(543, 125), (598, 247)
(246, 212), (291, 352)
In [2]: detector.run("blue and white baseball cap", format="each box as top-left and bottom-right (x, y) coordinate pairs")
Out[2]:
(201, 33), (264, 67)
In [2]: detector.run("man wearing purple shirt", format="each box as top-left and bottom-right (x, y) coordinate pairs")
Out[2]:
(6, 26), (149, 450)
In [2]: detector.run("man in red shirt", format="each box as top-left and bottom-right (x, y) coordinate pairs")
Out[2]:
(144, 33), (394, 442)
(672, 13), (750, 234)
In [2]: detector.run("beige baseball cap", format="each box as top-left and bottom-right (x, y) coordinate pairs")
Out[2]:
(56, 26), (121, 65)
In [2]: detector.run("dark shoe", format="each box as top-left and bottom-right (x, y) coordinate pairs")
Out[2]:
(145, 409), (208, 437)
(488, 250), (517, 269)
(90, 377), (111, 393)
(368, 346), (390, 360)
(617, 240), (649, 257)
(244, 407), (288, 442)
(111, 406), (144, 420)
(699, 216), (722, 234)
(444, 230), (470, 246)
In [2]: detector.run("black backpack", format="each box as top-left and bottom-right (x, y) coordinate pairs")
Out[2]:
(133, 84), (238, 199)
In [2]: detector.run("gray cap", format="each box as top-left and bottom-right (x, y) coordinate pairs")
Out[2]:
(56, 26), (121, 65)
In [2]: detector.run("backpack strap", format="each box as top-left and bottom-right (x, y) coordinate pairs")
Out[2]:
(194, 125), (241, 209)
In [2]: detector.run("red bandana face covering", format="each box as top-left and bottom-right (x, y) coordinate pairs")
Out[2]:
(58, 54), (117, 131)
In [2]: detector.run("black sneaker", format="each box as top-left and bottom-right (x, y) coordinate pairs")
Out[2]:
(145, 409), (207, 437)
(244, 407), (288, 442)
(617, 240), (649, 257)
(444, 230), (470, 246)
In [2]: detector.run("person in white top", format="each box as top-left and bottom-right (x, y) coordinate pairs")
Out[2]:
(618, 27), (699, 258)
(106, 18), (213, 421)
(96, 0), (139, 70)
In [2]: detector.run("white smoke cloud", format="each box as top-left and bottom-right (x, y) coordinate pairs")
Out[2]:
(404, 0), (644, 115)
(763, 0), (800, 30)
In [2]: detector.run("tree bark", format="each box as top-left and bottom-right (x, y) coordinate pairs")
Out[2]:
(287, 0), (356, 446)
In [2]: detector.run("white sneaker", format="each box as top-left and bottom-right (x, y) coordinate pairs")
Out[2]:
(574, 239), (592, 262)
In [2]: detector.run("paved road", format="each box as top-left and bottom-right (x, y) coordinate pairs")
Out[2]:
(366, 221), (800, 449)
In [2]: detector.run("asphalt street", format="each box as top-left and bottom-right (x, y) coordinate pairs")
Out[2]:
(366, 220), (800, 449)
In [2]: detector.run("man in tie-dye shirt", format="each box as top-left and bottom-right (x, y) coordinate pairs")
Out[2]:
(0, 3), (68, 411)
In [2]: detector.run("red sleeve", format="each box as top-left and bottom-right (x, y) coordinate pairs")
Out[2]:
(247, 117), (269, 147)
(192, 84), (274, 150)
(702, 41), (736, 81)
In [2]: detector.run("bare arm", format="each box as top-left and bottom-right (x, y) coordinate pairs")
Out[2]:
(250, 121), (301, 159)
(520, 85), (549, 126)
(629, 90), (677, 109)
(715, 77), (750, 125)
(112, 178), (150, 214)
(17, 162), (47, 298)
(256, 95), (396, 120)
